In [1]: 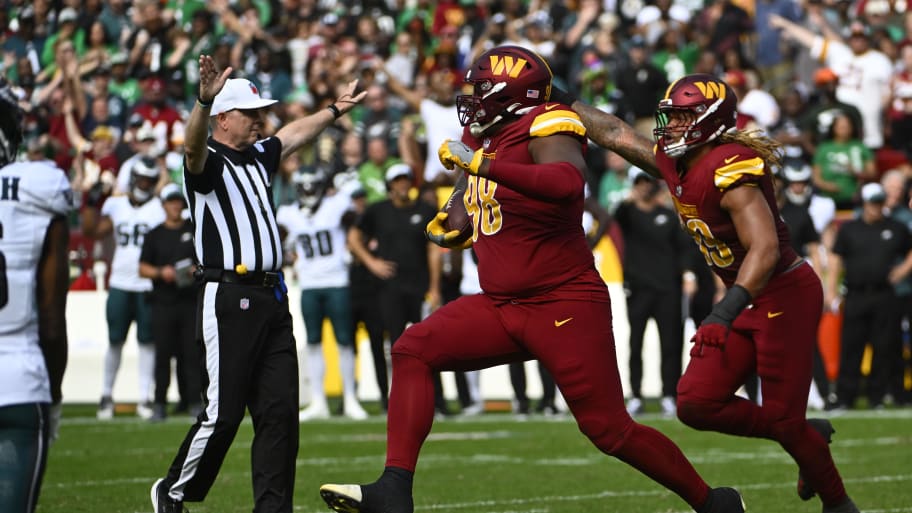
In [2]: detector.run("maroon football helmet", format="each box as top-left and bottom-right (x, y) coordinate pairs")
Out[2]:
(653, 74), (738, 158)
(456, 46), (553, 135)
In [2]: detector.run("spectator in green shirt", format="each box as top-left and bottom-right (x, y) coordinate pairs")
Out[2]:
(358, 134), (402, 204)
(812, 113), (877, 209)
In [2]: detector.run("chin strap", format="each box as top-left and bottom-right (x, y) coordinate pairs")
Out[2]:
(469, 114), (504, 137)
(468, 104), (539, 136)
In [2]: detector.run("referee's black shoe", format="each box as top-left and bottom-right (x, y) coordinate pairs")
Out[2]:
(152, 478), (185, 513)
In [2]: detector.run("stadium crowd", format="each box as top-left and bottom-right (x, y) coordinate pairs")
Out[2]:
(4, 0), (911, 416)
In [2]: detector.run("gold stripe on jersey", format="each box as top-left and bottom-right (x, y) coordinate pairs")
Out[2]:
(529, 110), (586, 138)
(714, 157), (765, 190)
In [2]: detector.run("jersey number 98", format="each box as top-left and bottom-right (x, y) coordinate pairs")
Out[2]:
(464, 176), (503, 240)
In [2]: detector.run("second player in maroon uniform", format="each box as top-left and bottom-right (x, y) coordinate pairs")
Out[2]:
(557, 74), (859, 513)
(320, 48), (744, 513)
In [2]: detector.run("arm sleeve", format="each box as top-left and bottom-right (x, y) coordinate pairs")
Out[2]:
(184, 147), (223, 194)
(486, 159), (585, 202)
(257, 137), (283, 177)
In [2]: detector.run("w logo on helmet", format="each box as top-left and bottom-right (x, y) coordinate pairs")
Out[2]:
(693, 81), (726, 100)
(489, 56), (527, 78)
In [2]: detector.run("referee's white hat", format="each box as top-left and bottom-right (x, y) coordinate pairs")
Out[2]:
(210, 79), (278, 116)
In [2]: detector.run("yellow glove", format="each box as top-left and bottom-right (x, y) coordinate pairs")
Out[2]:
(438, 139), (485, 175)
(425, 212), (473, 249)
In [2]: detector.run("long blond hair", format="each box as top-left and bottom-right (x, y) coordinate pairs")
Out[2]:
(719, 130), (783, 171)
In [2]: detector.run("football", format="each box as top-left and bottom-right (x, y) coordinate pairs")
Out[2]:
(443, 190), (473, 245)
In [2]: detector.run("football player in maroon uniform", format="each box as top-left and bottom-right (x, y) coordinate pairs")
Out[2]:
(320, 47), (744, 513)
(552, 75), (859, 513)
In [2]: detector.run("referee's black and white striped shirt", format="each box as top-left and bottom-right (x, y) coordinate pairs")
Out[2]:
(183, 136), (284, 272)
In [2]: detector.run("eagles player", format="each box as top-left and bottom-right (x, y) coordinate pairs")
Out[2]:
(81, 156), (165, 420)
(556, 75), (859, 513)
(275, 171), (368, 421)
(0, 80), (71, 513)
(320, 47), (744, 513)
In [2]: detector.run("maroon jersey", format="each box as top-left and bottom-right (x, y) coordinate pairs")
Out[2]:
(655, 142), (798, 287)
(459, 103), (605, 300)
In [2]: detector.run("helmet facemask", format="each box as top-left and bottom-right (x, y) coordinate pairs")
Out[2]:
(654, 99), (728, 158)
(294, 172), (326, 212)
(130, 157), (159, 204)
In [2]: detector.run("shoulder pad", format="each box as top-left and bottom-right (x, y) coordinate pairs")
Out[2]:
(529, 104), (586, 139)
(713, 154), (765, 190)
(10, 161), (73, 216)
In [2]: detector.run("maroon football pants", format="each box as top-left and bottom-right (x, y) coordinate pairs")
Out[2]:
(677, 262), (848, 506)
(386, 288), (712, 509)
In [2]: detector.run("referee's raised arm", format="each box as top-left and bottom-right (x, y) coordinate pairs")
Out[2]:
(185, 55), (231, 175)
(275, 79), (367, 161)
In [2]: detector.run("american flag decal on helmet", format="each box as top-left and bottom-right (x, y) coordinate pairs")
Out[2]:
(526, 89), (540, 99)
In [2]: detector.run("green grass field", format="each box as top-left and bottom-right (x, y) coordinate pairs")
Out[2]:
(41, 405), (912, 513)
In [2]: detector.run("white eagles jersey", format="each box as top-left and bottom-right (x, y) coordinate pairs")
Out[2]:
(0, 160), (72, 406)
(102, 195), (165, 291)
(276, 184), (356, 290)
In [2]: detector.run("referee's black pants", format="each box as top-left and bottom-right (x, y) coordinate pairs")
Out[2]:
(163, 281), (299, 513)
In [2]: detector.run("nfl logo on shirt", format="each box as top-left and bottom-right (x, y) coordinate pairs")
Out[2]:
(240, 298), (250, 310)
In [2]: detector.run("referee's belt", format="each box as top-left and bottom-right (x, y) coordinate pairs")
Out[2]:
(197, 268), (282, 287)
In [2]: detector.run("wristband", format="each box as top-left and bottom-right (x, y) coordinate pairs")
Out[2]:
(327, 103), (342, 119)
(197, 96), (212, 109)
(708, 285), (752, 324)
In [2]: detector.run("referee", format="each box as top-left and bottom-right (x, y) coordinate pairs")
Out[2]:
(151, 55), (365, 513)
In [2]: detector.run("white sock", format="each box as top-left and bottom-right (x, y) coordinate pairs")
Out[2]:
(466, 370), (481, 404)
(138, 344), (156, 403)
(339, 345), (358, 401)
(306, 344), (326, 405)
(102, 344), (123, 397)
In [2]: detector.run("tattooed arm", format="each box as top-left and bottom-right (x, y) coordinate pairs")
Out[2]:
(570, 101), (661, 178)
